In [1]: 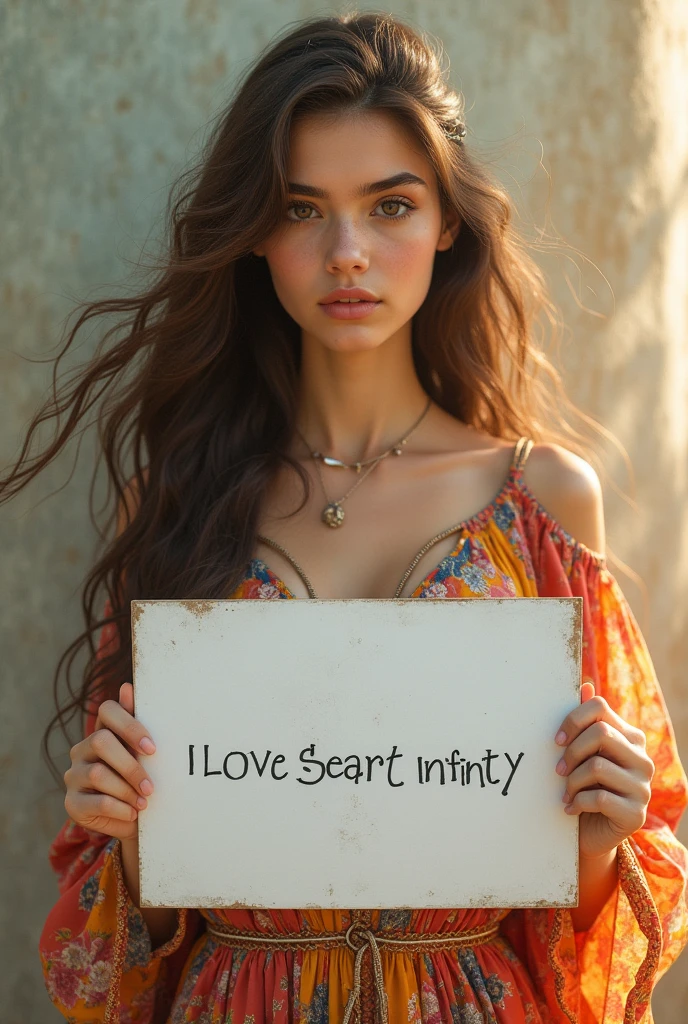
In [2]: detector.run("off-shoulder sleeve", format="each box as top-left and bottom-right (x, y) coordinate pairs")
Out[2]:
(39, 601), (202, 1022)
(502, 508), (688, 1024)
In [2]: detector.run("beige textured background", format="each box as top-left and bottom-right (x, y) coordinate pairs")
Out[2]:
(1, 2), (686, 1020)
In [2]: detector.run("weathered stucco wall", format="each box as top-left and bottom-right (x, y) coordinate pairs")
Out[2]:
(1, 1), (686, 1020)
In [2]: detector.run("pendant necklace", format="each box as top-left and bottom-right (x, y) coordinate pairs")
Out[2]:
(296, 396), (432, 528)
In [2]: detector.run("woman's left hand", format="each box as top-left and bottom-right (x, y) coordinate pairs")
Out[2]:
(555, 681), (655, 860)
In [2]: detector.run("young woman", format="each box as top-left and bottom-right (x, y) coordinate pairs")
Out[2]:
(8, 11), (685, 1023)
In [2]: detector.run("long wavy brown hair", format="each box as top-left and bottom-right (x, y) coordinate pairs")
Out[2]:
(1, 11), (621, 782)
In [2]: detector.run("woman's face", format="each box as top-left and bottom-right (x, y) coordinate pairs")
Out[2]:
(253, 110), (459, 355)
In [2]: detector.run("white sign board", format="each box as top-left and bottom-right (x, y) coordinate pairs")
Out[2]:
(132, 598), (581, 909)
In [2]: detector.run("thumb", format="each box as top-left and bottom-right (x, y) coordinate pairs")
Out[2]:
(119, 681), (135, 715)
(581, 679), (595, 703)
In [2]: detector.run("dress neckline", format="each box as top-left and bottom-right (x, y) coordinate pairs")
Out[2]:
(250, 439), (533, 600)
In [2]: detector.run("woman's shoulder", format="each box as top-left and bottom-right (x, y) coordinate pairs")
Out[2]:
(517, 441), (606, 556)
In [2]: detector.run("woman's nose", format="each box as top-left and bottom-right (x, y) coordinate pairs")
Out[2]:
(324, 221), (370, 272)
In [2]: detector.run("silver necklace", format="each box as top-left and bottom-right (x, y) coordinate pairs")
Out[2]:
(296, 397), (432, 528)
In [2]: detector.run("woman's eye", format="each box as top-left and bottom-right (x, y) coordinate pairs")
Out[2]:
(286, 197), (415, 223)
(377, 197), (415, 220)
(287, 202), (316, 222)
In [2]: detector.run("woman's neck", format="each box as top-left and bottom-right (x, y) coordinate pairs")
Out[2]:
(295, 333), (429, 463)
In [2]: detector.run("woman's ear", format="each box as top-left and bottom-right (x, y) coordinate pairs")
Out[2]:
(436, 208), (461, 252)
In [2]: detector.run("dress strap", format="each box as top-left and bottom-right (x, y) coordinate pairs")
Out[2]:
(512, 436), (534, 472)
(256, 534), (317, 599)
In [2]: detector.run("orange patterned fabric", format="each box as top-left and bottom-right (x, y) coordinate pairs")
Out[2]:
(39, 462), (688, 1023)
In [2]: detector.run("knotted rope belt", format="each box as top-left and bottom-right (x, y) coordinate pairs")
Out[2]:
(205, 919), (501, 1024)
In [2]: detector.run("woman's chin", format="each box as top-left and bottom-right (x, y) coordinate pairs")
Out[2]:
(303, 330), (400, 357)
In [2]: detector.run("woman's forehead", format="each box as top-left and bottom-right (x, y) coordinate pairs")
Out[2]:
(286, 112), (435, 196)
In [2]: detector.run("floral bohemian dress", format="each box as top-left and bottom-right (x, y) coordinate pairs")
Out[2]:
(39, 438), (688, 1024)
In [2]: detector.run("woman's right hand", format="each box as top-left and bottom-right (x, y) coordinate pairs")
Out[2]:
(64, 682), (156, 841)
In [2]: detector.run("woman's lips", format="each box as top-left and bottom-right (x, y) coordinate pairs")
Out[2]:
(319, 300), (382, 320)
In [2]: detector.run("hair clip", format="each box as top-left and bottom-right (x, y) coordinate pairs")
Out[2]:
(445, 121), (467, 143)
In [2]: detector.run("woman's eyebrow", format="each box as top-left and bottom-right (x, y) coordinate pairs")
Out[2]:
(286, 171), (429, 199)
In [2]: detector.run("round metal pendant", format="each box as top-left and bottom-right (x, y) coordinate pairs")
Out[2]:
(322, 503), (345, 528)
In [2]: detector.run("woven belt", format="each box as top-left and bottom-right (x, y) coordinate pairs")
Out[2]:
(205, 920), (501, 1024)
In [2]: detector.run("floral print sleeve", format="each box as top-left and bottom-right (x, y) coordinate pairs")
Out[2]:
(38, 603), (201, 1022)
(501, 494), (688, 1024)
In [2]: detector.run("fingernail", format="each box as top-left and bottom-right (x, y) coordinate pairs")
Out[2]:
(140, 778), (153, 795)
(140, 737), (156, 754)
(555, 730), (567, 745)
(562, 790), (570, 803)
(556, 757), (568, 776)
(564, 804), (575, 814)
(136, 796), (147, 809)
